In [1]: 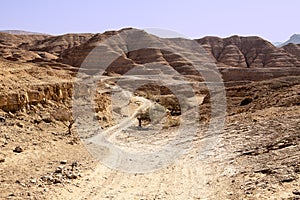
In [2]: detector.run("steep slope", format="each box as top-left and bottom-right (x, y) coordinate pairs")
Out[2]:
(59, 30), (122, 67)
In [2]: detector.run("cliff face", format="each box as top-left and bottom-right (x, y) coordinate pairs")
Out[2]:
(0, 58), (74, 112)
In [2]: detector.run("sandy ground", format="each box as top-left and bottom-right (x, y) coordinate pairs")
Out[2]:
(49, 106), (300, 199)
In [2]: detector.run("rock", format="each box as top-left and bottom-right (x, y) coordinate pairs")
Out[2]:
(0, 157), (5, 163)
(0, 116), (5, 122)
(4, 134), (10, 140)
(293, 190), (300, 195)
(240, 97), (253, 106)
(55, 174), (63, 179)
(29, 179), (36, 184)
(60, 160), (67, 164)
(279, 174), (297, 183)
(16, 122), (24, 128)
(53, 178), (62, 184)
(8, 112), (15, 118)
(33, 118), (42, 124)
(71, 161), (78, 170)
(42, 117), (53, 123)
(55, 166), (63, 173)
(41, 175), (54, 182)
(66, 173), (78, 179)
(13, 146), (23, 153)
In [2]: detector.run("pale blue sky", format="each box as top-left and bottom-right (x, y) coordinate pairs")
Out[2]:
(1, 0), (299, 42)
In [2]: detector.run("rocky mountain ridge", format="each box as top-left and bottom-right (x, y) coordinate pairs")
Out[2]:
(0, 29), (299, 66)
(279, 34), (300, 47)
(0, 29), (299, 82)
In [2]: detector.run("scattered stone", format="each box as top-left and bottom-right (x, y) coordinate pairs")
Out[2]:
(33, 118), (42, 124)
(293, 190), (300, 195)
(279, 174), (297, 183)
(55, 174), (63, 179)
(51, 132), (57, 136)
(241, 149), (258, 156)
(66, 173), (78, 179)
(29, 179), (36, 184)
(8, 112), (15, 118)
(41, 175), (54, 183)
(42, 117), (53, 123)
(240, 97), (253, 106)
(254, 168), (273, 175)
(0, 116), (5, 122)
(32, 142), (38, 145)
(55, 166), (63, 173)
(60, 160), (67, 164)
(19, 182), (27, 187)
(4, 134), (10, 140)
(16, 122), (24, 128)
(13, 146), (23, 153)
(71, 161), (78, 170)
(53, 178), (62, 184)
(0, 157), (5, 163)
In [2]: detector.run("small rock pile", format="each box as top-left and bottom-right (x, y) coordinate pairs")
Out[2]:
(40, 161), (80, 185)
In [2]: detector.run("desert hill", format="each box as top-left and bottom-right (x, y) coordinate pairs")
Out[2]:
(196, 35), (300, 68)
(1, 28), (299, 82)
